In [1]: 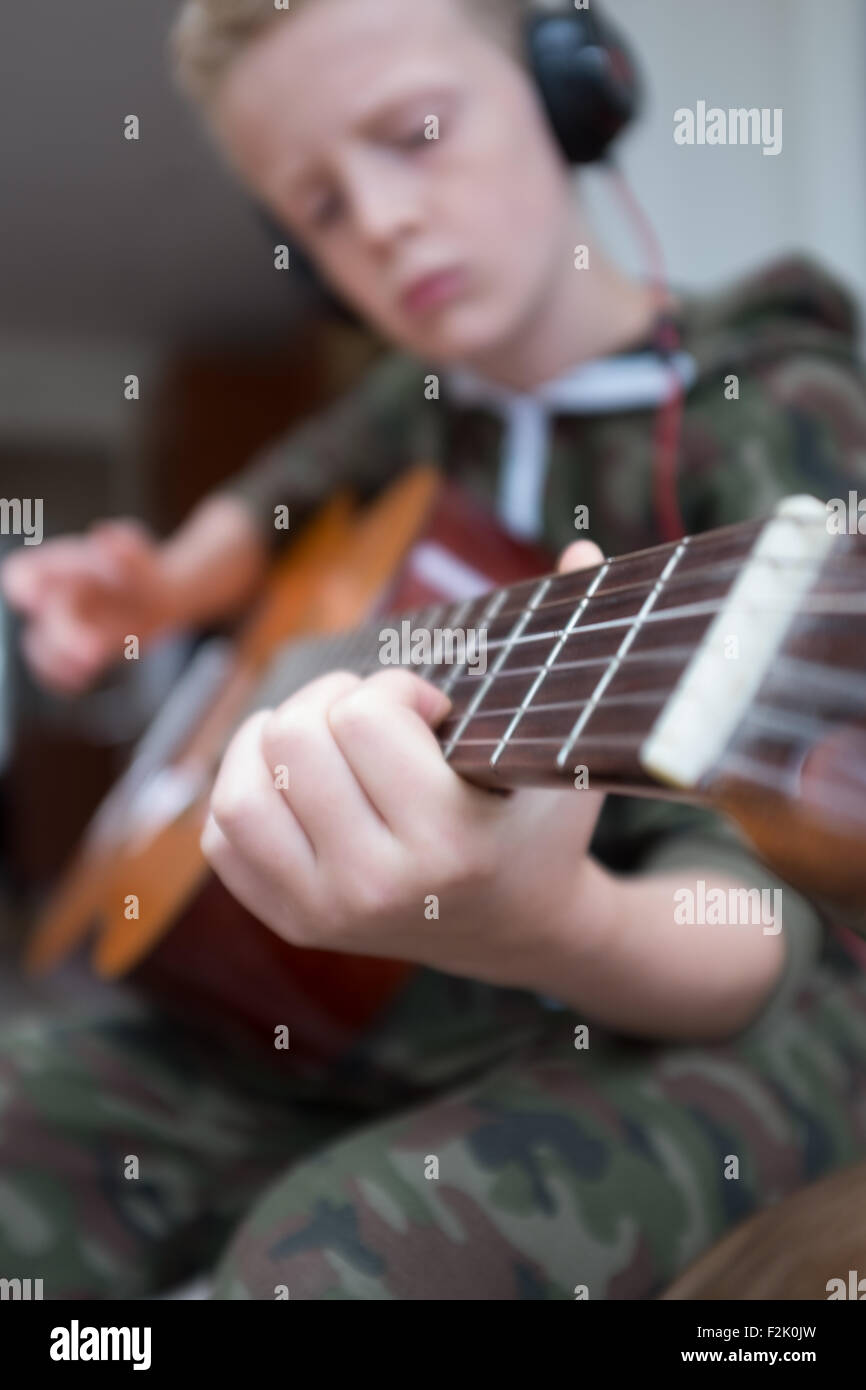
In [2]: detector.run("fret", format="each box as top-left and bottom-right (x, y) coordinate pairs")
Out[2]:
(426, 597), (476, 691)
(555, 540), (690, 771)
(490, 562), (611, 767)
(402, 603), (445, 683)
(442, 576), (552, 760)
(478, 532), (763, 647)
(415, 602), (450, 635)
(466, 587), (735, 662)
(443, 645), (696, 705)
(454, 689), (673, 721)
(401, 596), (457, 687)
(443, 589), (507, 694)
(434, 594), (478, 634)
(239, 506), (846, 800)
(453, 735), (645, 749)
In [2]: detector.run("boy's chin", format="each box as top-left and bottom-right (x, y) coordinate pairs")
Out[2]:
(394, 303), (521, 368)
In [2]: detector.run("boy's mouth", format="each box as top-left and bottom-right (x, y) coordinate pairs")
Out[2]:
(400, 266), (467, 316)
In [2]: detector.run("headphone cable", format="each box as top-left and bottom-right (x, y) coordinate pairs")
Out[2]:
(603, 161), (688, 543)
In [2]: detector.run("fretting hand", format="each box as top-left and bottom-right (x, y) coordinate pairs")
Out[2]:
(201, 542), (609, 988)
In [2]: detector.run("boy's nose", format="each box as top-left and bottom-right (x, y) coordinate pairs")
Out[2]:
(342, 153), (424, 249)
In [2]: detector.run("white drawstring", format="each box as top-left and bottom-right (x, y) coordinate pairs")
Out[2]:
(446, 350), (698, 540)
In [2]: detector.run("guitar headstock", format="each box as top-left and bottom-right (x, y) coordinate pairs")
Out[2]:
(714, 740), (866, 918)
(650, 496), (866, 916)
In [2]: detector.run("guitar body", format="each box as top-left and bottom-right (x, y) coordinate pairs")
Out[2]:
(26, 467), (551, 1064)
(660, 1157), (866, 1300)
(26, 469), (866, 1066)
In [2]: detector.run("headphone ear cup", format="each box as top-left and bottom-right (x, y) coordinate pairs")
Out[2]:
(251, 204), (362, 325)
(526, 11), (641, 164)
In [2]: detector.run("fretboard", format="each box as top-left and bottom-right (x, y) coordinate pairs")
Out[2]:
(254, 502), (843, 797)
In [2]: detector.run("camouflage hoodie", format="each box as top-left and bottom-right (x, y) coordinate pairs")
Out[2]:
(229, 254), (866, 555)
(225, 255), (866, 1034)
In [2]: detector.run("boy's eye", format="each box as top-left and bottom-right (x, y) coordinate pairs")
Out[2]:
(398, 125), (431, 149)
(308, 192), (344, 229)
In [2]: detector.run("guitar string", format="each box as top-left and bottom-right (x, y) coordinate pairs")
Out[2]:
(268, 581), (866, 686)
(438, 705), (850, 756)
(264, 611), (866, 729)
(255, 513), (866, 784)
(257, 633), (866, 829)
(396, 556), (861, 657)
(442, 650), (866, 710)
(448, 506), (843, 607)
(263, 633), (866, 788)
(447, 593), (866, 667)
(348, 540), (866, 672)
(461, 540), (866, 624)
(261, 517), (864, 682)
(443, 729), (866, 820)
(482, 549), (866, 628)
(263, 513), (860, 671)
(317, 578), (866, 689)
(437, 695), (844, 741)
(445, 737), (866, 837)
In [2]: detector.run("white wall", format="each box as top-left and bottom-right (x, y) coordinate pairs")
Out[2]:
(586, 0), (866, 325)
(1, 1), (862, 345)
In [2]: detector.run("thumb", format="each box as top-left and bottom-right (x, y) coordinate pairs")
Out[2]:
(557, 540), (605, 575)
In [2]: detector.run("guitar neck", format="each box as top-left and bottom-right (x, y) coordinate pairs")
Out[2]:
(433, 517), (763, 794)
(257, 496), (841, 799)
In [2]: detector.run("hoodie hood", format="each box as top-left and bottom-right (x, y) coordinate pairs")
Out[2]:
(672, 254), (863, 383)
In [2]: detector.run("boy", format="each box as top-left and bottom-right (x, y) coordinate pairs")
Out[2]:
(1, 0), (865, 1299)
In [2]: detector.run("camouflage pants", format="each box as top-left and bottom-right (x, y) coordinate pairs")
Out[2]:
(0, 933), (864, 1301)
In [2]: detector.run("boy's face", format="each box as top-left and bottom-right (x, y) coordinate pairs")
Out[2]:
(211, 0), (574, 363)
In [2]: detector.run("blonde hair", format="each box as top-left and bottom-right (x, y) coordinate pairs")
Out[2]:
(169, 0), (529, 115)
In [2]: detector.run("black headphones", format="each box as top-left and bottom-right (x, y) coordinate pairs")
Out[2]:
(255, 1), (642, 318)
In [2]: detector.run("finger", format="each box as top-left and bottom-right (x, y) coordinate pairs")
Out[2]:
(326, 668), (482, 841)
(21, 619), (106, 695)
(90, 520), (155, 586)
(43, 602), (111, 663)
(209, 708), (318, 891)
(0, 545), (103, 614)
(24, 537), (125, 592)
(260, 671), (395, 858)
(201, 813), (300, 933)
(557, 540), (605, 574)
(4, 545), (127, 631)
(90, 518), (151, 548)
(1, 550), (47, 615)
(24, 598), (111, 674)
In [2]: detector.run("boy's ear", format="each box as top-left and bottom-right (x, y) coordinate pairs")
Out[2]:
(248, 201), (362, 327)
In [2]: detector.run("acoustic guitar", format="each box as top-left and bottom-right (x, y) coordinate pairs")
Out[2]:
(662, 1157), (866, 1299)
(24, 464), (866, 1069)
